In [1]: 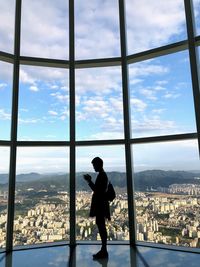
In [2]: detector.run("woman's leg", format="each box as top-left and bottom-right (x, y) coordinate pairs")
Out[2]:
(96, 216), (108, 251)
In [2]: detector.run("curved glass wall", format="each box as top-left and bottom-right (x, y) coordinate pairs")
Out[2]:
(14, 147), (69, 246)
(125, 0), (187, 54)
(0, 62), (13, 140)
(0, 0), (15, 53)
(0, 147), (10, 248)
(18, 65), (69, 141)
(76, 145), (128, 241)
(129, 50), (197, 138)
(0, 0), (199, 251)
(20, 0), (69, 59)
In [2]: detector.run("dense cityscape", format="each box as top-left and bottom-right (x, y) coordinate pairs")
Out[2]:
(0, 172), (200, 248)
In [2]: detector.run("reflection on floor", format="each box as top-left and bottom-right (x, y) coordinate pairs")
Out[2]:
(0, 244), (200, 266)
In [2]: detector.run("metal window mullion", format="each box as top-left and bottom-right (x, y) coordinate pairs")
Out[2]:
(184, 0), (200, 155)
(69, 0), (76, 246)
(6, 0), (22, 252)
(118, 0), (136, 246)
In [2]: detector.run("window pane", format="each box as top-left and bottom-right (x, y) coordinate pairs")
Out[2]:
(126, 0), (187, 55)
(21, 0), (69, 59)
(0, 61), (13, 140)
(18, 65), (69, 141)
(129, 50), (196, 138)
(76, 67), (124, 140)
(132, 140), (200, 247)
(76, 145), (128, 241)
(0, 147), (10, 248)
(0, 0), (15, 53)
(194, 0), (200, 36)
(75, 0), (120, 60)
(14, 147), (69, 246)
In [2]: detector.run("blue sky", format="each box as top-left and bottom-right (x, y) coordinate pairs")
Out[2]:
(0, 0), (200, 173)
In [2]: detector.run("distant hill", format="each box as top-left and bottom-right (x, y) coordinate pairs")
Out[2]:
(0, 170), (200, 192)
(134, 170), (200, 191)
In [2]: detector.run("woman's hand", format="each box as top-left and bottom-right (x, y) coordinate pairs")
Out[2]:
(83, 174), (92, 182)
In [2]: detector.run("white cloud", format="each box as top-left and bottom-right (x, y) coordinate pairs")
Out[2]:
(163, 92), (181, 99)
(75, 0), (120, 59)
(194, 0), (200, 35)
(0, 109), (11, 120)
(18, 118), (42, 124)
(60, 115), (66, 121)
(126, 0), (187, 53)
(76, 111), (87, 122)
(78, 94), (124, 124)
(20, 0), (69, 59)
(20, 108), (29, 112)
(0, 0), (193, 61)
(29, 85), (39, 92)
(60, 86), (68, 91)
(16, 147), (69, 174)
(0, 83), (7, 89)
(89, 131), (124, 141)
(152, 108), (166, 114)
(129, 78), (143, 86)
(20, 66), (68, 86)
(154, 85), (166, 91)
(129, 64), (169, 78)
(50, 92), (69, 102)
(59, 109), (69, 121)
(20, 69), (36, 85)
(130, 98), (147, 112)
(140, 89), (157, 101)
(76, 67), (122, 94)
(48, 110), (58, 116)
(76, 94), (124, 139)
(50, 85), (59, 90)
(132, 115), (176, 135)
(0, 62), (13, 83)
(0, 1), (15, 53)
(156, 80), (168, 86)
(109, 98), (124, 113)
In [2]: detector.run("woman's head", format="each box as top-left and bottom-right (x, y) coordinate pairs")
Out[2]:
(91, 157), (103, 172)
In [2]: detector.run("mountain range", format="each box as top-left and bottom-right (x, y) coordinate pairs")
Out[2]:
(0, 170), (200, 191)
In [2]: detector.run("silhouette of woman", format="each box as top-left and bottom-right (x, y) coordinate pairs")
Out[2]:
(83, 157), (110, 259)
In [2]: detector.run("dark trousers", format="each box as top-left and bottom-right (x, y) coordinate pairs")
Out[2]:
(96, 216), (108, 250)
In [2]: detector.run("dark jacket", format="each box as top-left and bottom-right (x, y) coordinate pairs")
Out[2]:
(88, 171), (111, 220)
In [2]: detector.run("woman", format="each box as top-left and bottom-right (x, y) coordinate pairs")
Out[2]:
(83, 157), (110, 259)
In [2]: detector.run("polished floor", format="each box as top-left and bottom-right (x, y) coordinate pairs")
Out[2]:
(0, 244), (200, 266)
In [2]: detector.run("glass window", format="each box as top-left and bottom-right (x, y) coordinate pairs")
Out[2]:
(14, 147), (69, 246)
(20, 0), (69, 59)
(76, 145), (128, 241)
(75, 0), (120, 60)
(76, 66), (124, 140)
(129, 50), (196, 138)
(193, 0), (200, 36)
(132, 140), (200, 247)
(18, 65), (69, 141)
(126, 0), (187, 55)
(0, 146), (10, 248)
(0, 0), (15, 53)
(0, 61), (13, 141)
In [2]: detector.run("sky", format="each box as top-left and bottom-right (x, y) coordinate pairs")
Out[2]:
(0, 0), (200, 174)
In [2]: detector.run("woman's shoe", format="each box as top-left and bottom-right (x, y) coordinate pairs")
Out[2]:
(93, 249), (108, 259)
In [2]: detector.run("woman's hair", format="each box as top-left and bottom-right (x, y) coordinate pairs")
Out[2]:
(91, 157), (103, 168)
